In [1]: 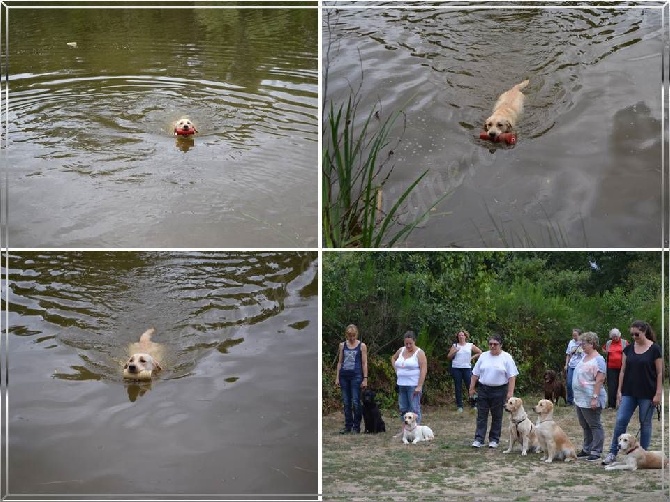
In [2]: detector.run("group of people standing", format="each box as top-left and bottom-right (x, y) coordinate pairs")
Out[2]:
(336, 326), (428, 434)
(564, 321), (663, 464)
(335, 321), (663, 466)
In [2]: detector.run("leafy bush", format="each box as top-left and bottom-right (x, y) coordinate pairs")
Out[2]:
(323, 252), (664, 408)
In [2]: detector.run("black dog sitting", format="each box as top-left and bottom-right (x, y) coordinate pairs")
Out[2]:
(362, 388), (386, 433)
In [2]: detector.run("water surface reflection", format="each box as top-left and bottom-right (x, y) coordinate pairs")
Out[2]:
(324, 6), (662, 247)
(7, 251), (318, 495)
(9, 8), (318, 247)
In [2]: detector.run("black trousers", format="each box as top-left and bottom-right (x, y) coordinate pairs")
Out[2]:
(474, 383), (508, 443)
(606, 368), (621, 408)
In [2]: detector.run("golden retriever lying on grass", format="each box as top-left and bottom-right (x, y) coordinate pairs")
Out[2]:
(605, 433), (669, 471)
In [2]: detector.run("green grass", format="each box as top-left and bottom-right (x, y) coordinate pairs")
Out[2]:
(323, 395), (670, 500)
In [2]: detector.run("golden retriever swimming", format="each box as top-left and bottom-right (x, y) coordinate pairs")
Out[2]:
(605, 433), (669, 471)
(484, 79), (529, 140)
(502, 397), (539, 456)
(534, 399), (577, 463)
(123, 328), (163, 380)
(173, 117), (198, 135)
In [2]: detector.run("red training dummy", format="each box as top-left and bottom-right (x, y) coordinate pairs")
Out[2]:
(174, 128), (196, 136)
(479, 131), (516, 145)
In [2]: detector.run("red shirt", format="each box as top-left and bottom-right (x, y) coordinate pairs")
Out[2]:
(604, 338), (626, 369)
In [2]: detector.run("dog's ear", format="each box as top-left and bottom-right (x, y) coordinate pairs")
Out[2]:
(504, 120), (513, 132)
(154, 360), (162, 371)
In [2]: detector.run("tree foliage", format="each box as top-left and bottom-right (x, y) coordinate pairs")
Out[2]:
(323, 251), (663, 413)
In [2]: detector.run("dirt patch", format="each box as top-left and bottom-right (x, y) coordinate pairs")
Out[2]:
(322, 395), (669, 501)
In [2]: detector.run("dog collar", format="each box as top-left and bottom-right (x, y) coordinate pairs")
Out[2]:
(513, 414), (528, 425)
(404, 424), (417, 432)
(625, 446), (639, 455)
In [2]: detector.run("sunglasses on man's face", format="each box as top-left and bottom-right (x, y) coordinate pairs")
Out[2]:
(489, 342), (500, 346)
(631, 332), (641, 337)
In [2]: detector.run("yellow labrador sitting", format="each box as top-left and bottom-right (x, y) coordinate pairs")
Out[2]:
(503, 397), (540, 456)
(401, 412), (434, 444)
(605, 433), (669, 471)
(123, 328), (163, 380)
(484, 79), (529, 141)
(534, 399), (577, 463)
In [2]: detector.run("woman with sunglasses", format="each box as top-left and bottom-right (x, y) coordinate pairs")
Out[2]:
(601, 320), (663, 465)
(468, 334), (518, 449)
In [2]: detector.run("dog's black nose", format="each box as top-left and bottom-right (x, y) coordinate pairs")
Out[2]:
(128, 364), (137, 373)
(182, 125), (190, 130)
(489, 131), (497, 139)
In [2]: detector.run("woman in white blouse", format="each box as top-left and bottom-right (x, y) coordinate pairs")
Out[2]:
(447, 330), (482, 412)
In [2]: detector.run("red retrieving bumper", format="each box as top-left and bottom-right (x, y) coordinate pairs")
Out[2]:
(479, 131), (516, 145)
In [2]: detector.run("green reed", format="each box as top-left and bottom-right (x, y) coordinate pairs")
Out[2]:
(323, 94), (440, 248)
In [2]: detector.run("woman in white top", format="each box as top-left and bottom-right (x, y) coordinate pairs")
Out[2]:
(564, 328), (584, 405)
(572, 331), (607, 461)
(391, 330), (428, 424)
(447, 330), (482, 412)
(468, 334), (518, 449)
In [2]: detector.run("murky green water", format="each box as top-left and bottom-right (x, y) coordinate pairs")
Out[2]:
(324, 6), (663, 247)
(7, 251), (318, 494)
(8, 7), (318, 247)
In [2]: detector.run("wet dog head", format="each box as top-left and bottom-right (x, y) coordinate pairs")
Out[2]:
(174, 117), (197, 134)
(484, 114), (513, 140)
(124, 352), (161, 376)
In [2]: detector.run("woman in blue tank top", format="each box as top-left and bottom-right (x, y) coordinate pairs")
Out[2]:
(336, 324), (368, 434)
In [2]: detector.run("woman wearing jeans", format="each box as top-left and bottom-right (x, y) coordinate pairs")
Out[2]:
(447, 330), (482, 412)
(391, 330), (427, 425)
(602, 320), (663, 465)
(469, 334), (518, 449)
(335, 324), (368, 434)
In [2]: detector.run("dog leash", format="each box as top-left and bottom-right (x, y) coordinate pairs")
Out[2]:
(635, 403), (661, 439)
